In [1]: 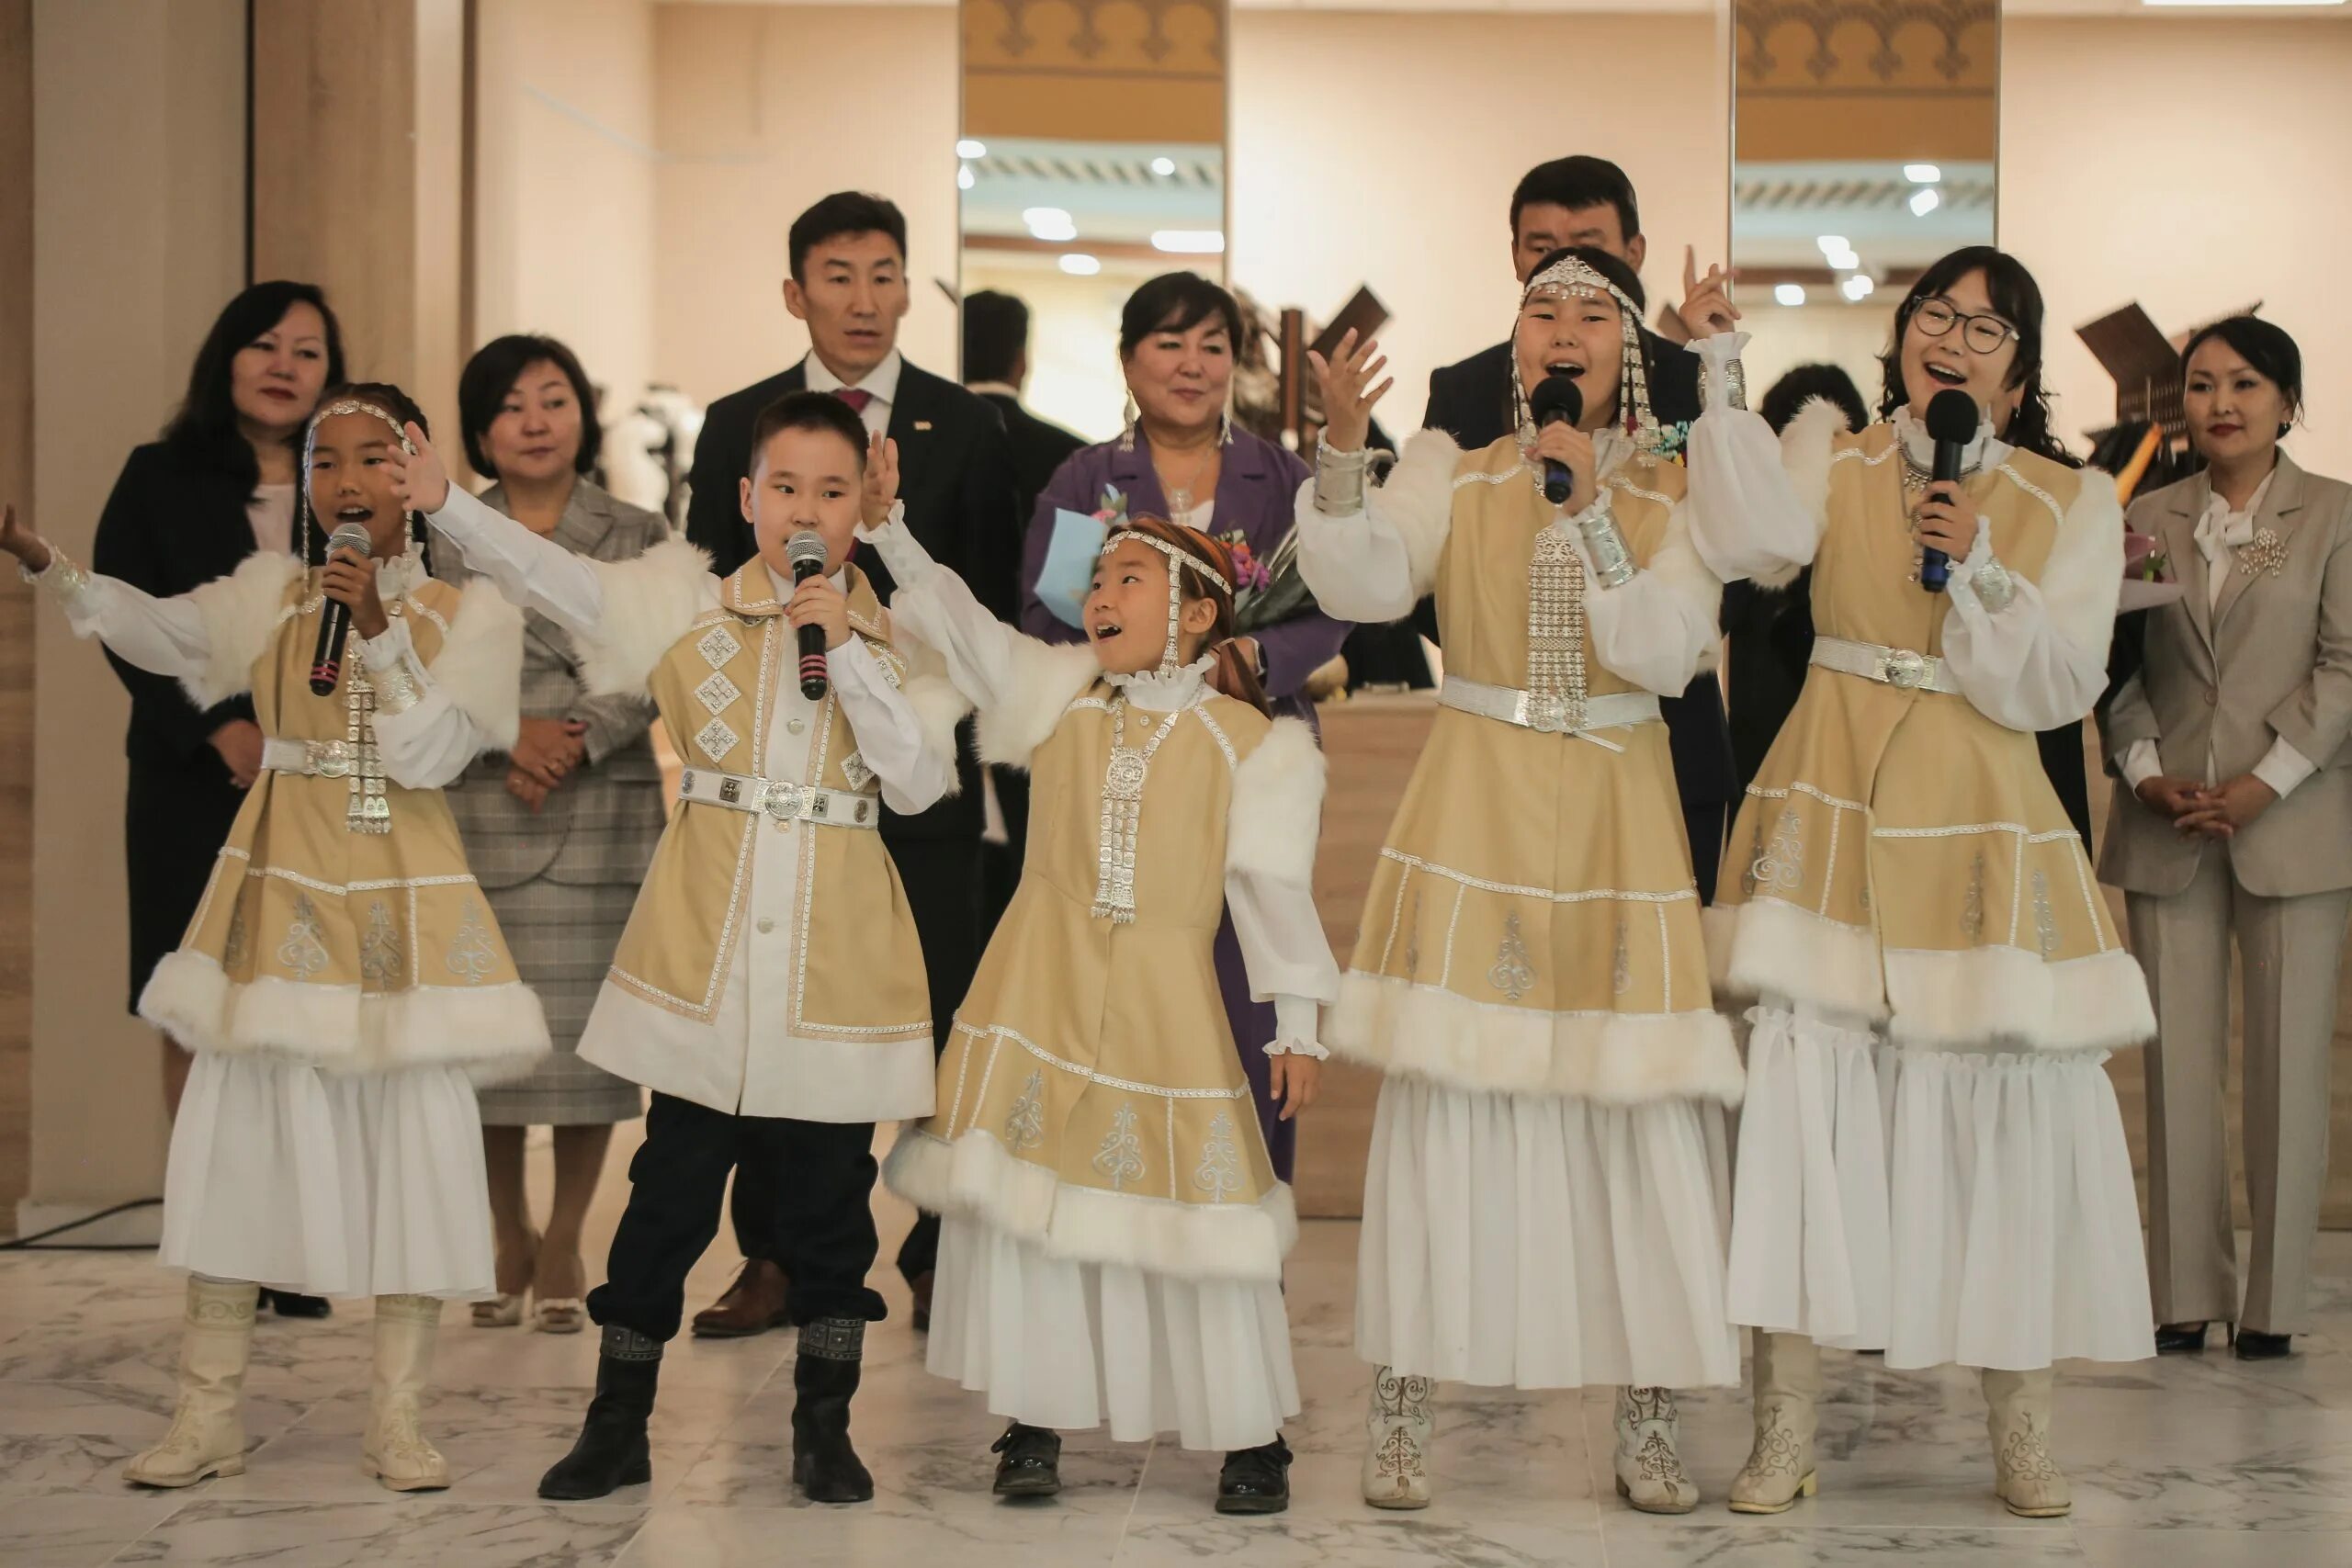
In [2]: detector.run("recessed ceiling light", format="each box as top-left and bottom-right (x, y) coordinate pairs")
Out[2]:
(956, 164), (974, 191)
(1775, 284), (1807, 308)
(1058, 254), (1102, 276)
(1904, 164), (1942, 184)
(1023, 207), (1077, 242)
(956, 139), (987, 160)
(1825, 244), (1860, 272)
(1814, 235), (1849, 255)
(1909, 187), (1942, 217)
(1151, 230), (1225, 254)
(1842, 275), (1875, 301)
(1150, 156), (1177, 177)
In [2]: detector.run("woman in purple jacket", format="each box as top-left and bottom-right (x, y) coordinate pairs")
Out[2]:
(1022, 272), (1351, 1179)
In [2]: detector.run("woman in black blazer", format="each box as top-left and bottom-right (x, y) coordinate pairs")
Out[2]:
(93, 282), (344, 1310)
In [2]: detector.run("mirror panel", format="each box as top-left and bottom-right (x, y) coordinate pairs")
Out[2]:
(1731, 0), (1997, 408)
(959, 1), (1229, 441)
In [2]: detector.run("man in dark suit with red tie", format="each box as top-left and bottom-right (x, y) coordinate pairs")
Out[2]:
(684, 191), (1020, 1337)
(1422, 155), (1739, 901)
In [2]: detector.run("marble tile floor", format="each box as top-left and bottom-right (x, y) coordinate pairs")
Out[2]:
(3, 1199), (2346, 1567)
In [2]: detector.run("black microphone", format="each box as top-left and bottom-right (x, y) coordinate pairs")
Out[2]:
(1530, 374), (1584, 506)
(787, 530), (831, 700)
(309, 522), (374, 695)
(1919, 389), (1980, 595)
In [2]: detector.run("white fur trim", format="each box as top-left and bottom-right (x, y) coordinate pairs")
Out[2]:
(1380, 428), (1464, 600)
(578, 537), (712, 697)
(975, 639), (1102, 768)
(1759, 398), (1851, 592)
(425, 576), (524, 749)
(1714, 897), (1890, 1023)
(901, 662), (973, 797)
(140, 950), (549, 1085)
(1328, 970), (1745, 1106)
(883, 1126), (1296, 1283)
(180, 552), (301, 709)
(1226, 717), (1323, 886)
(1710, 897), (2155, 1051)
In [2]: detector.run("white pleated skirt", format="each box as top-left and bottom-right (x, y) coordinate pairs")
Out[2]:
(925, 1214), (1301, 1452)
(159, 1051), (495, 1301)
(1725, 1002), (2155, 1370)
(1356, 1076), (1740, 1391)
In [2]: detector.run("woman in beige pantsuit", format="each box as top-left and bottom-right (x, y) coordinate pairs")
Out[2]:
(2100, 316), (2352, 1362)
(445, 336), (669, 1334)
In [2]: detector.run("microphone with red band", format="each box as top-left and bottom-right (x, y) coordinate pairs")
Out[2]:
(1918, 388), (1981, 596)
(309, 521), (374, 695)
(786, 529), (831, 701)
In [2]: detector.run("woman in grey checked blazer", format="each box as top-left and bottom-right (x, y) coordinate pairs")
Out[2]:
(444, 335), (670, 1333)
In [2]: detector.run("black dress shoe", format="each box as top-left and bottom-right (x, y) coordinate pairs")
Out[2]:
(538, 1333), (660, 1500)
(990, 1421), (1062, 1496)
(2234, 1329), (2292, 1361)
(266, 1291), (333, 1319)
(2154, 1321), (2210, 1354)
(1216, 1435), (1293, 1515)
(910, 1269), (934, 1335)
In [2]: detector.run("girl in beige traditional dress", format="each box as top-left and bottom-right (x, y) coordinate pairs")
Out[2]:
(1296, 245), (1743, 1516)
(870, 510), (1338, 1516)
(1683, 246), (2155, 1519)
(3, 385), (546, 1494)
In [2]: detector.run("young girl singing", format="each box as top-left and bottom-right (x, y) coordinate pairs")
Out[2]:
(1296, 247), (1741, 1515)
(867, 501), (1338, 1516)
(4, 386), (545, 1493)
(1685, 246), (2154, 1518)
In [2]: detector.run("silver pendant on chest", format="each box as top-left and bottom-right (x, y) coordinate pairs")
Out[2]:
(1091, 698), (1181, 924)
(343, 630), (392, 835)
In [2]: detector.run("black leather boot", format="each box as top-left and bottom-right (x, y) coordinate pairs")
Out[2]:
(1217, 1434), (1294, 1515)
(990, 1421), (1062, 1496)
(538, 1326), (660, 1500)
(792, 1317), (874, 1504)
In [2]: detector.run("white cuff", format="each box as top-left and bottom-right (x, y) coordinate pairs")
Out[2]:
(1262, 995), (1328, 1058)
(2119, 739), (2163, 791)
(2254, 736), (2318, 799)
(1693, 332), (1750, 412)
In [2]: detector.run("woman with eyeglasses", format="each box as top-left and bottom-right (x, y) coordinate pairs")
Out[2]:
(2098, 315), (2352, 1364)
(1682, 247), (2154, 1518)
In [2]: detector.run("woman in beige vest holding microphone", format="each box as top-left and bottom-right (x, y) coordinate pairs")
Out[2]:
(2099, 315), (2352, 1363)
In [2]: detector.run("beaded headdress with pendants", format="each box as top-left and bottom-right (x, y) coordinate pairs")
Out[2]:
(1508, 253), (1663, 457)
(1098, 523), (1234, 675)
(298, 398), (420, 576)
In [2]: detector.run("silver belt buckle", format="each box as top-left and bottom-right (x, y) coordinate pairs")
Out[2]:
(307, 740), (353, 779)
(761, 782), (803, 822)
(1879, 649), (1930, 690)
(1526, 693), (1580, 734)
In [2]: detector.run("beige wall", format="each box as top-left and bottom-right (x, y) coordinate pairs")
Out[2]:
(25, 0), (247, 1228)
(1230, 8), (1728, 438)
(2004, 15), (2352, 479)
(652, 2), (960, 407)
(473, 0), (659, 434)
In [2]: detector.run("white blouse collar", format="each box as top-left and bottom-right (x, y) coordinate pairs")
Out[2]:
(1107, 651), (1215, 712)
(1894, 406), (2010, 475)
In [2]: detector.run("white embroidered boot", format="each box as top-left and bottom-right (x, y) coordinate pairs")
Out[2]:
(1982, 1367), (2071, 1517)
(1360, 1366), (1433, 1510)
(1612, 1386), (1700, 1513)
(125, 1277), (259, 1487)
(364, 1294), (451, 1491)
(1726, 1331), (1819, 1513)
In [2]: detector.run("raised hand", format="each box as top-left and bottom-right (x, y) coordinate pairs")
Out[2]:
(0, 503), (52, 573)
(386, 423), (451, 515)
(1678, 246), (1741, 340)
(862, 433), (900, 528)
(1306, 328), (1393, 455)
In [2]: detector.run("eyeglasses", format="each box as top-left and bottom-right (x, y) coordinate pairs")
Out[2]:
(1914, 299), (2018, 356)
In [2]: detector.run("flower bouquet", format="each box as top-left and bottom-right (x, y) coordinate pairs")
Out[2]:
(2117, 528), (2183, 614)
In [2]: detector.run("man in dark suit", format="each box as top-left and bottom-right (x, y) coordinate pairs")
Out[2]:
(683, 192), (1021, 1337)
(956, 290), (1085, 935)
(1421, 155), (1740, 901)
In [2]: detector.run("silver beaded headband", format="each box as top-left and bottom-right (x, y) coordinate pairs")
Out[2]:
(1099, 526), (1234, 673)
(300, 399), (419, 570)
(1510, 254), (1662, 455)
